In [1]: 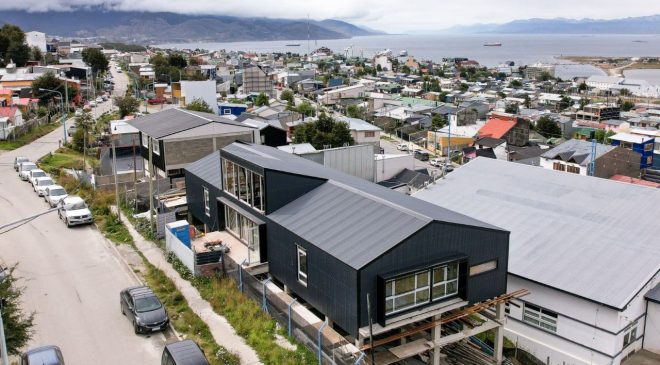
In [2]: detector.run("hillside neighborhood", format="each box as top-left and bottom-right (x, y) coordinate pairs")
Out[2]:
(0, 21), (659, 365)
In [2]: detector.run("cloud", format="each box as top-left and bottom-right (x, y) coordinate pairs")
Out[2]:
(1, 0), (659, 32)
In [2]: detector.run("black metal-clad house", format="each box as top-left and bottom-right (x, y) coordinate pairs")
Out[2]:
(185, 142), (510, 339)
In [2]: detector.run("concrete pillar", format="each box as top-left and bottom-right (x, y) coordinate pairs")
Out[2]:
(355, 336), (364, 349)
(493, 302), (506, 365)
(283, 285), (290, 294)
(400, 327), (407, 345)
(431, 314), (442, 365)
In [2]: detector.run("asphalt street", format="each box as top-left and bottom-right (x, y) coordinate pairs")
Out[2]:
(0, 62), (166, 364)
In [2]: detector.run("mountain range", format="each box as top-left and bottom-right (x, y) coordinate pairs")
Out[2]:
(440, 15), (660, 34)
(0, 9), (384, 43)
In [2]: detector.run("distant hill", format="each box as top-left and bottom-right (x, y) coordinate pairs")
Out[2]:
(441, 15), (660, 34)
(0, 9), (383, 43)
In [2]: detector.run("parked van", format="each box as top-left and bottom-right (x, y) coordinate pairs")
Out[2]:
(21, 345), (65, 365)
(161, 340), (209, 365)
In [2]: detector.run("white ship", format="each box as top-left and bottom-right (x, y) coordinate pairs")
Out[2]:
(399, 49), (408, 57)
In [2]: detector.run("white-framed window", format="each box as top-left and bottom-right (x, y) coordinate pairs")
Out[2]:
(297, 245), (307, 286)
(644, 143), (653, 152)
(141, 133), (148, 147)
(385, 271), (430, 315)
(203, 187), (210, 216)
(221, 158), (264, 212)
(623, 321), (638, 348)
(223, 109), (232, 115)
(469, 260), (497, 276)
(523, 303), (558, 332)
(432, 263), (459, 301)
(152, 138), (160, 155)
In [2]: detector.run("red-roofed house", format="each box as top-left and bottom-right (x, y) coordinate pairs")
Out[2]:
(0, 106), (24, 139)
(15, 98), (39, 115)
(478, 114), (530, 147)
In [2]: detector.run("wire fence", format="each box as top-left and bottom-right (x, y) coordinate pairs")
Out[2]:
(1, 115), (50, 140)
(221, 254), (365, 365)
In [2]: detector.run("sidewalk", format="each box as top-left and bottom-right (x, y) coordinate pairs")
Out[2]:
(118, 213), (263, 365)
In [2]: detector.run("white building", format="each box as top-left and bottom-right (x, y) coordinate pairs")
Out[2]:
(373, 55), (392, 71)
(586, 76), (624, 91)
(415, 158), (660, 365)
(178, 80), (218, 114)
(336, 116), (382, 146)
(25, 31), (47, 52)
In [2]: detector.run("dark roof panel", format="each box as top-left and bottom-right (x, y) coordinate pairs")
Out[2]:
(185, 151), (222, 188)
(129, 108), (250, 139)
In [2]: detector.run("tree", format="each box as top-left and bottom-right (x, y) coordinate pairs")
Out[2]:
(431, 114), (446, 130)
(595, 129), (616, 144)
(578, 82), (588, 93)
(82, 48), (109, 73)
(346, 104), (365, 119)
(401, 65), (411, 74)
(459, 83), (469, 92)
(536, 116), (562, 139)
(32, 72), (63, 105)
(6, 42), (30, 67)
(168, 54), (188, 68)
(113, 95), (141, 118)
(292, 101), (315, 117)
(30, 46), (43, 63)
(293, 112), (354, 149)
(185, 98), (214, 113)
(523, 95), (531, 109)
(497, 91), (507, 99)
(376, 64), (382, 72)
(509, 80), (523, 88)
(72, 111), (94, 152)
(579, 97), (591, 110)
(559, 96), (573, 111)
(280, 89), (294, 103)
(505, 103), (519, 114)
(254, 92), (270, 107)
(0, 265), (35, 356)
(620, 100), (635, 112)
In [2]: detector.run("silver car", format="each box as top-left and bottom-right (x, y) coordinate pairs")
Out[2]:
(18, 162), (38, 181)
(44, 185), (68, 207)
(34, 177), (55, 196)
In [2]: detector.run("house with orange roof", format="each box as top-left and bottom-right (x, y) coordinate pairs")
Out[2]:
(478, 113), (530, 147)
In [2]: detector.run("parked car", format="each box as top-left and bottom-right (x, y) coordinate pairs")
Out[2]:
(120, 285), (169, 334)
(89, 101), (97, 108)
(21, 345), (65, 365)
(95, 96), (104, 104)
(58, 196), (93, 227)
(443, 165), (455, 173)
(117, 69), (122, 73)
(14, 156), (29, 171)
(28, 169), (48, 186)
(34, 177), (55, 196)
(44, 185), (67, 207)
(429, 158), (444, 167)
(18, 162), (38, 180)
(74, 109), (82, 117)
(148, 97), (166, 105)
(162, 340), (209, 365)
(414, 150), (430, 161)
(396, 143), (409, 151)
(67, 125), (77, 137)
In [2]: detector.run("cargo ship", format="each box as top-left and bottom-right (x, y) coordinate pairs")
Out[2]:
(484, 42), (502, 47)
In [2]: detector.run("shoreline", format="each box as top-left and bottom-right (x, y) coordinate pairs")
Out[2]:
(558, 56), (660, 76)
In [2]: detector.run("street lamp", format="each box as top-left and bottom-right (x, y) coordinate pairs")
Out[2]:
(39, 88), (66, 142)
(0, 265), (8, 365)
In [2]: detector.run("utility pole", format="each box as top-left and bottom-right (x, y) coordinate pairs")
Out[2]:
(112, 139), (121, 220)
(148, 137), (154, 230)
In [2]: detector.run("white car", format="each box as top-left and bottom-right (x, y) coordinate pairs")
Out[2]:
(18, 162), (38, 181)
(58, 196), (93, 227)
(14, 156), (29, 171)
(75, 109), (83, 116)
(96, 97), (104, 103)
(396, 143), (409, 151)
(34, 177), (55, 196)
(89, 101), (97, 108)
(28, 169), (48, 186)
(44, 185), (68, 207)
(429, 158), (444, 167)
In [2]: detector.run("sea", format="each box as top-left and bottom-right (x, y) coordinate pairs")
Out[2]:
(156, 33), (660, 81)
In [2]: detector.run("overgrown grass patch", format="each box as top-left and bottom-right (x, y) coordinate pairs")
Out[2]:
(0, 122), (61, 150)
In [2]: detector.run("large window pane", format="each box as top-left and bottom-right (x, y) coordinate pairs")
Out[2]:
(297, 245), (307, 286)
(394, 293), (415, 311)
(447, 263), (458, 280)
(395, 275), (416, 294)
(238, 166), (248, 202)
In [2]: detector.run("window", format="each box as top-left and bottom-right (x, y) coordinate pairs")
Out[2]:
(553, 162), (566, 171)
(141, 133), (148, 147)
(469, 260), (497, 276)
(203, 187), (210, 216)
(505, 302), (511, 315)
(152, 138), (160, 155)
(297, 245), (307, 286)
(623, 321), (638, 348)
(223, 109), (232, 115)
(364, 131), (375, 138)
(620, 141), (632, 149)
(644, 143), (653, 152)
(221, 158), (265, 212)
(646, 156), (653, 165)
(224, 205), (259, 248)
(384, 262), (460, 316)
(432, 263), (459, 301)
(566, 165), (580, 174)
(523, 303), (558, 332)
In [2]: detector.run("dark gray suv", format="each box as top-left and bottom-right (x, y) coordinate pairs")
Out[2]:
(120, 285), (169, 334)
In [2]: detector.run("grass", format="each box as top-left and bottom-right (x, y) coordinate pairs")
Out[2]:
(143, 261), (240, 365)
(38, 147), (85, 173)
(0, 122), (61, 150)
(626, 62), (660, 70)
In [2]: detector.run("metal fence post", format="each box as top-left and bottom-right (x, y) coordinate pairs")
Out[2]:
(262, 278), (272, 312)
(288, 298), (298, 337)
(355, 352), (366, 365)
(318, 320), (328, 365)
(238, 259), (246, 292)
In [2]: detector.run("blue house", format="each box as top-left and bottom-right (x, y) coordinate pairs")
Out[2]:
(218, 103), (248, 117)
(610, 132), (655, 169)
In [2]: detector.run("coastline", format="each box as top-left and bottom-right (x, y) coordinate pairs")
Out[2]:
(558, 55), (660, 76)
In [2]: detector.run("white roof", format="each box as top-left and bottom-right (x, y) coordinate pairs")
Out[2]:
(414, 158), (660, 309)
(610, 132), (654, 144)
(336, 116), (382, 132)
(277, 143), (317, 154)
(111, 120), (139, 135)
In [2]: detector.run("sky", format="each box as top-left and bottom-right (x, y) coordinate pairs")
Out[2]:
(1, 0), (660, 33)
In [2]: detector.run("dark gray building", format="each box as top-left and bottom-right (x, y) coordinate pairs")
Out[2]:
(185, 142), (510, 339)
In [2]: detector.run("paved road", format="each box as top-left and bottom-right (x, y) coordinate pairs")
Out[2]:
(0, 64), (165, 364)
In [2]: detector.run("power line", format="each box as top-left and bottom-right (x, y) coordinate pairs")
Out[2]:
(0, 208), (59, 235)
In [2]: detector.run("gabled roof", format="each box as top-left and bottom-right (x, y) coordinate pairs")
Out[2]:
(478, 118), (516, 139)
(223, 143), (505, 270)
(129, 108), (252, 139)
(0, 106), (20, 117)
(414, 157), (660, 309)
(185, 151), (222, 188)
(541, 139), (615, 166)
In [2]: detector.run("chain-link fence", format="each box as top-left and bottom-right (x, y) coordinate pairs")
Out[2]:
(1, 115), (50, 140)
(221, 254), (365, 365)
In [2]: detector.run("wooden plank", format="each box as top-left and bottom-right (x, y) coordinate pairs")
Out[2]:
(389, 338), (433, 358)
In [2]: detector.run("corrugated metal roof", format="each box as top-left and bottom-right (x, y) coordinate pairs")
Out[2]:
(414, 157), (660, 309)
(185, 151), (222, 188)
(540, 139), (614, 167)
(128, 108), (251, 139)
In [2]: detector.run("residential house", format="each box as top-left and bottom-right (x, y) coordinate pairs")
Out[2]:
(218, 103), (247, 117)
(540, 139), (640, 178)
(128, 108), (257, 179)
(318, 83), (370, 106)
(609, 132), (655, 169)
(171, 81), (218, 114)
(239, 117), (287, 147)
(185, 143), (510, 363)
(478, 114), (530, 147)
(576, 103), (620, 123)
(242, 65), (274, 97)
(336, 116), (382, 147)
(25, 31), (47, 52)
(415, 157), (660, 365)
(0, 106), (23, 140)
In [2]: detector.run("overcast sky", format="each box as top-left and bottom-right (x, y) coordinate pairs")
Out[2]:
(2, 0), (659, 32)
